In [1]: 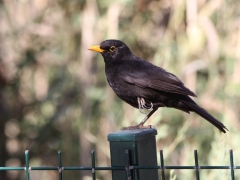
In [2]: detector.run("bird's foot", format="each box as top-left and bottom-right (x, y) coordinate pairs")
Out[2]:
(121, 124), (155, 130)
(137, 97), (153, 114)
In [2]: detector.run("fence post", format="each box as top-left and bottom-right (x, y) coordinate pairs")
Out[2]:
(108, 129), (158, 180)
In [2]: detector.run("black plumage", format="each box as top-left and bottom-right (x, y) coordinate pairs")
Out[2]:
(88, 40), (228, 133)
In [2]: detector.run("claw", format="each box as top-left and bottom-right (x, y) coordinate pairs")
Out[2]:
(121, 124), (156, 130)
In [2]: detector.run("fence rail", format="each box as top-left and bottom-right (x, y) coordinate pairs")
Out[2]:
(0, 149), (238, 180)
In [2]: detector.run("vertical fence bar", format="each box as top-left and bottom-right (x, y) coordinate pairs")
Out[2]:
(92, 150), (96, 180)
(25, 150), (30, 180)
(230, 149), (235, 180)
(125, 150), (132, 180)
(58, 151), (63, 180)
(194, 150), (200, 180)
(160, 150), (166, 180)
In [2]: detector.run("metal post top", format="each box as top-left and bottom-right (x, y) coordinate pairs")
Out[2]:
(108, 129), (157, 142)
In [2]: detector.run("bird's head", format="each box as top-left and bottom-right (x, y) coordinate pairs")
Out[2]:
(88, 39), (132, 62)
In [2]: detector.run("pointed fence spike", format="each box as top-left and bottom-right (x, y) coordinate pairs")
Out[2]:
(230, 149), (235, 180)
(25, 150), (30, 180)
(160, 150), (166, 180)
(125, 150), (132, 180)
(58, 151), (63, 180)
(92, 150), (96, 180)
(194, 150), (200, 180)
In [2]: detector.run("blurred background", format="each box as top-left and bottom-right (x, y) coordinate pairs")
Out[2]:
(0, 0), (240, 179)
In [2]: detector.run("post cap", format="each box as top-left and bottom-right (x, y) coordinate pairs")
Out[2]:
(108, 129), (157, 142)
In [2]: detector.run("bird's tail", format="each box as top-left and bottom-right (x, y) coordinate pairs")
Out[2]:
(182, 100), (228, 133)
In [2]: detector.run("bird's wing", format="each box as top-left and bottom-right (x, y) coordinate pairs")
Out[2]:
(119, 60), (196, 97)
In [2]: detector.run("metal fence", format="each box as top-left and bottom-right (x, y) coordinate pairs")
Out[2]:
(0, 149), (238, 180)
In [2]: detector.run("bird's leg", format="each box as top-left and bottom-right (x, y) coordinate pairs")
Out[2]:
(121, 107), (158, 130)
(138, 107), (158, 126)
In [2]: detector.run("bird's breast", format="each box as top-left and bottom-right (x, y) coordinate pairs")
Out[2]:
(108, 80), (115, 88)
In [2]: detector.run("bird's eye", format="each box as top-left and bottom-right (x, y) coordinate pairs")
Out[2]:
(109, 46), (116, 52)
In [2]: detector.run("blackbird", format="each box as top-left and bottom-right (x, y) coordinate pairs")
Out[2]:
(88, 40), (228, 133)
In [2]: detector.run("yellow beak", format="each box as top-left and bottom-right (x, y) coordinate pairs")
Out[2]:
(88, 45), (104, 53)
